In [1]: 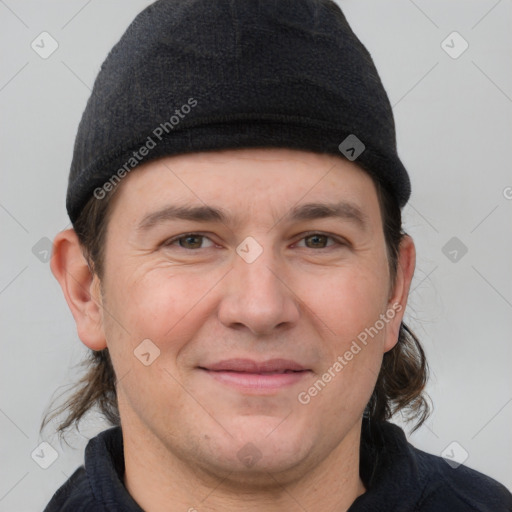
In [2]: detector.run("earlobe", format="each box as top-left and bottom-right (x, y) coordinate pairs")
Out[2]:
(50, 228), (107, 351)
(383, 234), (416, 352)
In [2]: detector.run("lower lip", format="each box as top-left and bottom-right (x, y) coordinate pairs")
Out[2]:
(202, 369), (310, 392)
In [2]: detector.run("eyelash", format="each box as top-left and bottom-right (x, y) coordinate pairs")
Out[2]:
(162, 232), (348, 251)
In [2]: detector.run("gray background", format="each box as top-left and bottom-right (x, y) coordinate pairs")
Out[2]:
(1, 0), (511, 510)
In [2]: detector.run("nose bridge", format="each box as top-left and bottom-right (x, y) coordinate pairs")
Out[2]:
(234, 237), (284, 305)
(237, 243), (280, 293)
(218, 236), (299, 334)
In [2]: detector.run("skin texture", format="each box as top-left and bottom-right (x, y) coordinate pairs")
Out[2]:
(51, 147), (415, 512)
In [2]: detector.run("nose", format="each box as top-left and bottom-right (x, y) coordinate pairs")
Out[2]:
(217, 245), (300, 336)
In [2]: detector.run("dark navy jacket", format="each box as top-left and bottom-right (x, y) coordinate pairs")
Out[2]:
(43, 418), (512, 511)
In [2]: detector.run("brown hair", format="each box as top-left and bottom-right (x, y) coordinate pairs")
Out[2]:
(40, 167), (430, 440)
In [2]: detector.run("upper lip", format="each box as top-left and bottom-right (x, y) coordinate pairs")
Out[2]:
(201, 358), (308, 373)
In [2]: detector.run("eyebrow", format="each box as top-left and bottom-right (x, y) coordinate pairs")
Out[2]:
(136, 200), (368, 232)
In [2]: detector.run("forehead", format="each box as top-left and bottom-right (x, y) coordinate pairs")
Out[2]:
(107, 147), (381, 227)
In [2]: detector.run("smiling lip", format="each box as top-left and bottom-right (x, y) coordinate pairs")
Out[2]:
(199, 358), (311, 391)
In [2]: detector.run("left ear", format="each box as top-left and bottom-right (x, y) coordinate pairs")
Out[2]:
(383, 234), (416, 352)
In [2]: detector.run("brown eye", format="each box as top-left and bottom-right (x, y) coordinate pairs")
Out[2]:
(304, 234), (330, 249)
(163, 234), (215, 250)
(294, 232), (348, 250)
(179, 235), (203, 249)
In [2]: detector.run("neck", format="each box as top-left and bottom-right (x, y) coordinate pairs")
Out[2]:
(121, 415), (366, 512)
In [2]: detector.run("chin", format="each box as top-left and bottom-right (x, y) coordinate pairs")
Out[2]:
(195, 416), (316, 479)
(197, 448), (312, 489)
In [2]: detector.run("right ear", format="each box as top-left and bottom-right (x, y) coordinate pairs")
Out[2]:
(50, 228), (107, 351)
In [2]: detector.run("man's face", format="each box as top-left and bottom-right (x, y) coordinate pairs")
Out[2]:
(94, 147), (407, 480)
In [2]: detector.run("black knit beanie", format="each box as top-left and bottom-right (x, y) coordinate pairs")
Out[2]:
(66, 0), (410, 224)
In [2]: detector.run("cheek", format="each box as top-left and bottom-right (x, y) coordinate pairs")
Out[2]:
(298, 259), (390, 407)
(100, 267), (217, 431)
(306, 261), (390, 344)
(104, 263), (226, 356)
